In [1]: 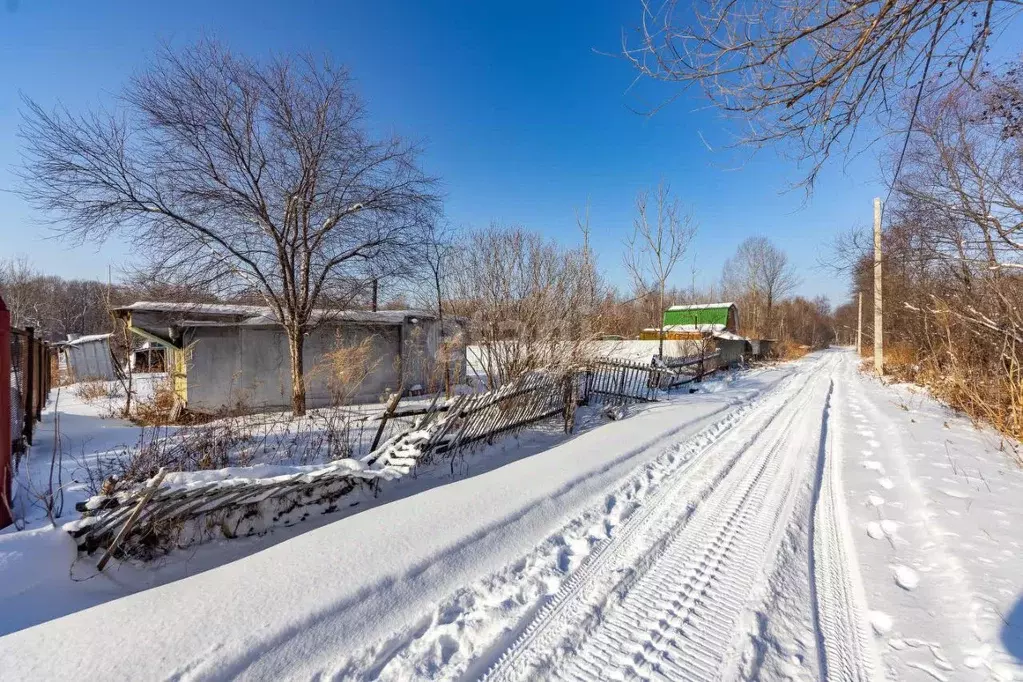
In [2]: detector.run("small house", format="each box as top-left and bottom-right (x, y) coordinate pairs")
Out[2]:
(113, 302), (465, 413)
(639, 302), (740, 341)
(59, 333), (117, 382)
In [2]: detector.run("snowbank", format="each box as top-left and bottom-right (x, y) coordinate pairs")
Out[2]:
(0, 366), (789, 678)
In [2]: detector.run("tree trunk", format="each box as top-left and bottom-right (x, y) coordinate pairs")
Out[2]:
(288, 330), (307, 416)
(657, 284), (665, 359)
(436, 270), (451, 397)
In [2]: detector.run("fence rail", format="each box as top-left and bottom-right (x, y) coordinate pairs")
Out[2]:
(67, 350), (733, 557)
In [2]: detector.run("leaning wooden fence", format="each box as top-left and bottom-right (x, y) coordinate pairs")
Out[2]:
(68, 352), (726, 558)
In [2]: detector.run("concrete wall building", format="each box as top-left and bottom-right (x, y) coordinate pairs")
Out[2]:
(113, 302), (465, 413)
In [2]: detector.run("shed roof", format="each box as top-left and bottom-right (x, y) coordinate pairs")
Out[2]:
(112, 301), (435, 328)
(643, 324), (726, 334)
(665, 302), (736, 311)
(712, 331), (748, 342)
(60, 333), (113, 347)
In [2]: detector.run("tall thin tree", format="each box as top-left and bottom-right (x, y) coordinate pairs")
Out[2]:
(623, 181), (697, 358)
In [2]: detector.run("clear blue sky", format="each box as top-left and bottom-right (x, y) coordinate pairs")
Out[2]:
(0, 0), (900, 304)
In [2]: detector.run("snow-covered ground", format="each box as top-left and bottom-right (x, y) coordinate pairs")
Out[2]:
(2, 349), (1023, 680)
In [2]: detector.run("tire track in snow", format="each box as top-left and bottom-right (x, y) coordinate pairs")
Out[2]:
(481, 359), (830, 682)
(337, 365), (805, 680)
(810, 376), (883, 682)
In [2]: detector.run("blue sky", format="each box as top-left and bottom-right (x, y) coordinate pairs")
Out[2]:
(0, 1), (911, 304)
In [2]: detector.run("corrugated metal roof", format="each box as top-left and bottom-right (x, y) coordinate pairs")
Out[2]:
(113, 301), (435, 327)
(61, 333), (113, 346)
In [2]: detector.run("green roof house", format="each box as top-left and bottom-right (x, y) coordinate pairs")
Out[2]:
(662, 302), (739, 333)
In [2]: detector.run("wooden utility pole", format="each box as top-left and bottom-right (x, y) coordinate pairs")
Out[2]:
(856, 292), (862, 355)
(873, 197), (884, 375)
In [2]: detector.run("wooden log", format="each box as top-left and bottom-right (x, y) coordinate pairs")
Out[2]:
(97, 468), (168, 571)
(370, 390), (404, 452)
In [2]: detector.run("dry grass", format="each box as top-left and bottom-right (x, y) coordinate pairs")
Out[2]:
(313, 334), (382, 404)
(877, 343), (1023, 450)
(130, 376), (181, 426)
(776, 339), (811, 360)
(73, 379), (123, 402)
(79, 421), (248, 495)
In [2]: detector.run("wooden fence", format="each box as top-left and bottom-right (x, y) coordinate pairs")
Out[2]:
(2, 314), (54, 529)
(68, 352), (727, 558)
(8, 326), (54, 449)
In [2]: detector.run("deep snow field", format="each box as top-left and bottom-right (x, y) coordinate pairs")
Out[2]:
(2, 349), (1022, 681)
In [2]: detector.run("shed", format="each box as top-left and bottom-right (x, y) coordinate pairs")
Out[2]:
(662, 302), (739, 333)
(112, 302), (466, 413)
(59, 333), (116, 382)
(712, 331), (751, 365)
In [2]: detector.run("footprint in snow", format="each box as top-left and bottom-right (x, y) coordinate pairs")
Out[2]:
(867, 520), (900, 540)
(869, 611), (894, 635)
(863, 461), (885, 472)
(893, 565), (920, 590)
(867, 495), (885, 507)
(878, 477), (894, 489)
(867, 439), (881, 448)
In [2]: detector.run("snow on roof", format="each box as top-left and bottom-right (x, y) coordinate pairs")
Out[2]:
(665, 302), (735, 311)
(113, 301), (435, 327)
(61, 333), (113, 347)
(644, 323), (726, 333)
(712, 331), (748, 342)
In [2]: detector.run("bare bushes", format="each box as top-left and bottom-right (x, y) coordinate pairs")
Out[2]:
(448, 225), (606, 387)
(130, 376), (179, 425)
(73, 379), (123, 402)
(317, 333), (381, 404)
(843, 66), (1023, 444)
(78, 423), (247, 496)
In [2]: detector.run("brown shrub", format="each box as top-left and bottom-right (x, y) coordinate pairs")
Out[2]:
(73, 379), (123, 402)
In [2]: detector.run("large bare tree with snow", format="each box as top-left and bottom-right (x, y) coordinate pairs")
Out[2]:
(19, 40), (438, 414)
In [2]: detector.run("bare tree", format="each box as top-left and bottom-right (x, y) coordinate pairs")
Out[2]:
(722, 237), (800, 336)
(420, 220), (457, 394)
(0, 257), (45, 328)
(624, 0), (1020, 190)
(623, 181), (697, 358)
(19, 40), (438, 415)
(448, 225), (600, 387)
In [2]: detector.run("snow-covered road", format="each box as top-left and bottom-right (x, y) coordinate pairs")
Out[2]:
(479, 351), (880, 682)
(3, 349), (1023, 680)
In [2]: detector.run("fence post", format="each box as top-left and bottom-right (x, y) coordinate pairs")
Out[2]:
(34, 340), (45, 419)
(371, 390), (403, 452)
(22, 327), (35, 445)
(0, 297), (12, 528)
